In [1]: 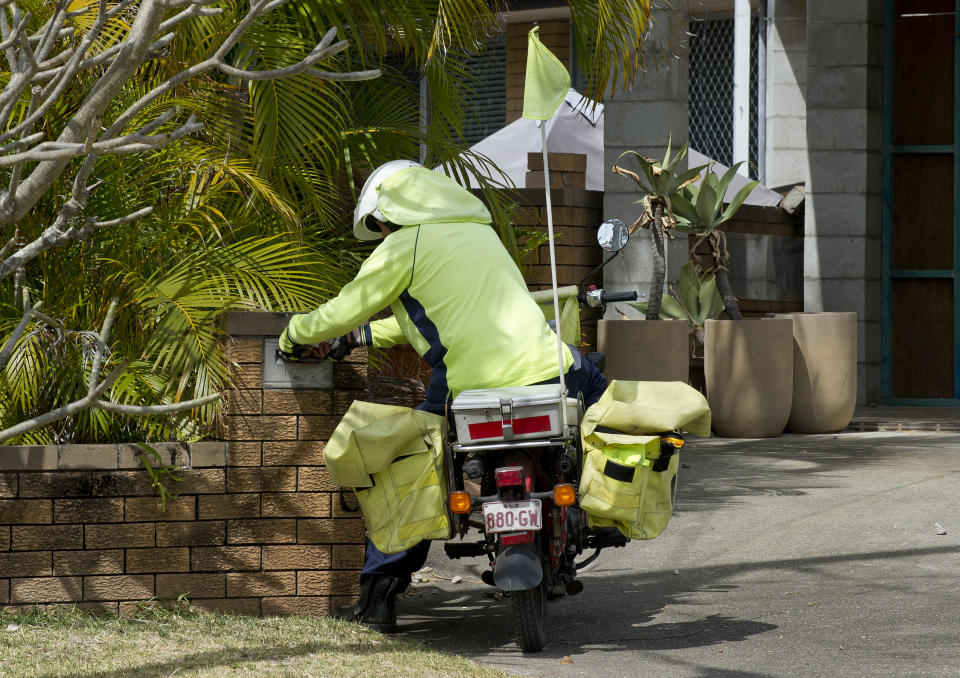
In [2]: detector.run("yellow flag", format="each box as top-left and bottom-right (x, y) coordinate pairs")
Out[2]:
(522, 26), (570, 120)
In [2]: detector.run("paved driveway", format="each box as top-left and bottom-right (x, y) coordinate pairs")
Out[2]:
(397, 432), (960, 677)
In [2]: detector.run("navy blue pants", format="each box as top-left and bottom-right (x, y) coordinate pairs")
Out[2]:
(359, 347), (607, 585)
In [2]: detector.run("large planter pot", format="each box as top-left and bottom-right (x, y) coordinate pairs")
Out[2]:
(774, 311), (858, 434)
(597, 318), (689, 382)
(705, 317), (794, 438)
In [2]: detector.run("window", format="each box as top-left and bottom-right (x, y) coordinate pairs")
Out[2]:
(688, 17), (760, 178)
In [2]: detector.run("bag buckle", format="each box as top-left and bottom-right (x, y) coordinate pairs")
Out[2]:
(500, 398), (514, 440)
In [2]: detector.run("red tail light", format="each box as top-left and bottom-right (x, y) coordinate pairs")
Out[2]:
(500, 531), (532, 546)
(495, 466), (524, 487)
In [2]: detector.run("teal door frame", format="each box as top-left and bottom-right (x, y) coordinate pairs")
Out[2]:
(881, 0), (960, 404)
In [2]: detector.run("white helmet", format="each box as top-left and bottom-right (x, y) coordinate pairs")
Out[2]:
(352, 159), (422, 240)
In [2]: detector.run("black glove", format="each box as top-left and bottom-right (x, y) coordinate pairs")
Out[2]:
(327, 332), (358, 361)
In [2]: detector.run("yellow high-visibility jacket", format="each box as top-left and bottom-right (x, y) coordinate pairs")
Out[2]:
(284, 167), (572, 402)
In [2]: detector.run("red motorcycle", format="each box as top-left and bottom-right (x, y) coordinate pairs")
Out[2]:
(440, 220), (686, 652)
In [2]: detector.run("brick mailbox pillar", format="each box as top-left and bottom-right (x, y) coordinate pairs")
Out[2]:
(220, 311), (366, 615)
(0, 312), (366, 615)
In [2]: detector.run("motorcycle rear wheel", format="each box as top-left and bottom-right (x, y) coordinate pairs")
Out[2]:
(511, 582), (547, 652)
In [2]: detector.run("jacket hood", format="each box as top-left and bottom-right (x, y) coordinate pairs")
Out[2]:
(377, 167), (491, 226)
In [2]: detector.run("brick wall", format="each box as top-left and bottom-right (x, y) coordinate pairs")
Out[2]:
(512, 183), (604, 349)
(0, 313), (365, 616)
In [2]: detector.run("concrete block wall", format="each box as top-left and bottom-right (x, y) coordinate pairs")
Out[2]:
(0, 313), (368, 615)
(804, 0), (884, 403)
(765, 0), (808, 189)
(602, 1), (691, 311)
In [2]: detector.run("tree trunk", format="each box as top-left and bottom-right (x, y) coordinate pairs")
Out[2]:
(693, 324), (705, 348)
(646, 201), (666, 321)
(707, 230), (742, 320)
(715, 268), (743, 320)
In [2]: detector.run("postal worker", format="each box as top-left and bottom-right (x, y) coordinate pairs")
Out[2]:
(278, 160), (606, 632)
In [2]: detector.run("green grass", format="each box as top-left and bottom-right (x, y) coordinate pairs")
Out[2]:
(0, 604), (511, 678)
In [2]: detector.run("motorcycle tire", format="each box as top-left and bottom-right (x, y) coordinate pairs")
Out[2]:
(511, 582), (547, 652)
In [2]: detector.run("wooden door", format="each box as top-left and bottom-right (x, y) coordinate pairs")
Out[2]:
(883, 0), (960, 401)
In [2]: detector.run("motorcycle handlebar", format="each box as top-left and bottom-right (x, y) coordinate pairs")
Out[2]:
(601, 291), (639, 303)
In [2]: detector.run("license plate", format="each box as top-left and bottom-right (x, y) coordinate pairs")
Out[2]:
(482, 500), (542, 533)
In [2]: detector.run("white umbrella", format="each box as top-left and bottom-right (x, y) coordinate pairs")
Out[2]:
(461, 88), (604, 191)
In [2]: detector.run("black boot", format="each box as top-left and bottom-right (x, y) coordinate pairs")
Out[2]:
(334, 575), (402, 633)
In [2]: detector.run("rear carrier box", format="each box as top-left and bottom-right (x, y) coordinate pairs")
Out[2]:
(452, 385), (577, 443)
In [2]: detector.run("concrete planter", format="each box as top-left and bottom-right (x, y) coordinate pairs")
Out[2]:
(774, 311), (858, 434)
(597, 318), (689, 383)
(705, 318), (794, 438)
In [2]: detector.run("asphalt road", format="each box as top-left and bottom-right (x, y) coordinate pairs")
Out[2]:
(396, 432), (960, 677)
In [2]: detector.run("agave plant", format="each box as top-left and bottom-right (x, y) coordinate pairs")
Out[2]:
(670, 163), (759, 320)
(611, 139), (708, 320)
(628, 261), (724, 355)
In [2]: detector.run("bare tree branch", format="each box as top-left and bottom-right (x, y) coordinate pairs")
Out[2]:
(215, 26), (346, 81)
(0, 297), (223, 443)
(0, 207), (154, 281)
(96, 393), (222, 416)
(0, 360), (128, 443)
(0, 0), (379, 228)
(0, 11), (28, 53)
(165, 0), (221, 8)
(0, 1), (166, 224)
(0, 0), (380, 441)
(307, 67), (382, 82)
(92, 207), (154, 229)
(0, 131), (43, 154)
(0, 116), (203, 166)
(87, 299), (118, 397)
(0, 299), (41, 371)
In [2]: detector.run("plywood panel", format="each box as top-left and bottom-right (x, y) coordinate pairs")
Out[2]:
(892, 154), (955, 270)
(892, 278), (954, 397)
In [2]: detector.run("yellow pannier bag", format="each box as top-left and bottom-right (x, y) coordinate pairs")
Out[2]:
(579, 380), (711, 541)
(579, 432), (678, 540)
(325, 401), (451, 554)
(531, 286), (580, 346)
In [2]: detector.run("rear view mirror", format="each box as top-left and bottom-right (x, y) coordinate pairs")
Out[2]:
(597, 218), (628, 252)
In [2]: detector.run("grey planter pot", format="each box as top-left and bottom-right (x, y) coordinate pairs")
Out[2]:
(597, 318), (689, 383)
(705, 318), (794, 438)
(774, 312), (858, 434)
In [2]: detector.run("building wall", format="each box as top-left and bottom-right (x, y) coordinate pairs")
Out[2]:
(804, 0), (884, 403)
(765, 0), (808, 188)
(602, 1), (692, 309)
